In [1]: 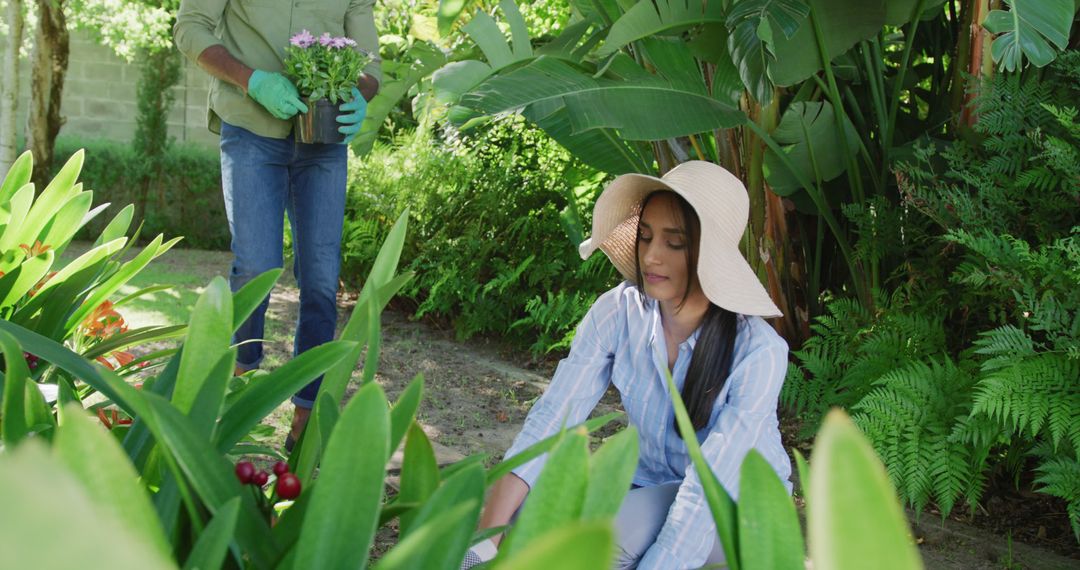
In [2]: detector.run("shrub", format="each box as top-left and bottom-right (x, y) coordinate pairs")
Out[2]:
(344, 119), (617, 355)
(784, 55), (1080, 537)
(53, 136), (228, 250)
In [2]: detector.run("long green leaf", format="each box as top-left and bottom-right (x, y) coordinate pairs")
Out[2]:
(0, 329), (33, 445)
(0, 151), (32, 204)
(598, 0), (727, 57)
(183, 497), (241, 570)
(93, 203), (135, 247)
(390, 373), (425, 455)
(0, 249), (53, 308)
(808, 410), (923, 569)
(392, 463), (485, 569)
(581, 426), (639, 520)
(0, 443), (174, 570)
(737, 450), (804, 570)
(319, 210), (410, 406)
(81, 324), (187, 360)
(173, 276), (233, 414)
(231, 268), (282, 333)
(398, 422), (441, 536)
(215, 340), (357, 452)
(13, 151), (84, 248)
(53, 403), (172, 559)
(437, 0), (473, 36)
(490, 522), (615, 570)
(462, 56), (745, 140)
(374, 500), (479, 570)
(666, 371), (741, 570)
(0, 184), (35, 258)
(463, 11), (516, 69)
(38, 190), (94, 250)
(357, 43), (447, 156)
(295, 381), (391, 569)
(15, 237), (124, 308)
(498, 429), (589, 561)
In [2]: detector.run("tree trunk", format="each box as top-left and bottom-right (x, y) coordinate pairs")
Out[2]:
(26, 0), (69, 188)
(0, 0), (24, 179)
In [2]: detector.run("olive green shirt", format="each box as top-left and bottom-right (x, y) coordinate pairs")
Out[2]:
(174, 0), (381, 139)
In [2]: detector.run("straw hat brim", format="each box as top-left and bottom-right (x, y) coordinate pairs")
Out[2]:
(578, 163), (783, 318)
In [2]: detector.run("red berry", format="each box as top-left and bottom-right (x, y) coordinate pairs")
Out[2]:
(272, 461), (290, 477)
(276, 472), (302, 500)
(235, 461), (256, 484)
(252, 471), (269, 487)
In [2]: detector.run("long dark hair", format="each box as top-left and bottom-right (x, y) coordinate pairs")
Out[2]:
(635, 190), (738, 432)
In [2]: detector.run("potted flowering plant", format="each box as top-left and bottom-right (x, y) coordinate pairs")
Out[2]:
(284, 30), (371, 144)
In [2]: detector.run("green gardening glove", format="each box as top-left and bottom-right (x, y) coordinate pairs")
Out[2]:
(247, 70), (309, 120)
(336, 87), (367, 144)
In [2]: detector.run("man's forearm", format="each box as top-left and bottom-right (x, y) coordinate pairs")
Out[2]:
(358, 73), (379, 102)
(196, 45), (254, 92)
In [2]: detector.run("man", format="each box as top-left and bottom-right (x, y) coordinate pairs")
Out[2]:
(174, 0), (380, 449)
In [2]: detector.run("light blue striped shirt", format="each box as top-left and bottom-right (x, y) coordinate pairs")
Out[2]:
(505, 282), (791, 569)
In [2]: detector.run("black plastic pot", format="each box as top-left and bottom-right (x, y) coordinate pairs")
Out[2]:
(294, 98), (347, 144)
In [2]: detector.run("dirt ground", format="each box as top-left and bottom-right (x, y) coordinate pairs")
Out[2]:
(98, 243), (1080, 569)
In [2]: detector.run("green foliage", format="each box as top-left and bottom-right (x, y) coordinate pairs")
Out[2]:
(786, 60), (1080, 535)
(343, 120), (616, 354)
(284, 32), (372, 104)
(52, 137), (228, 250)
(0, 150), (184, 390)
(0, 203), (631, 566)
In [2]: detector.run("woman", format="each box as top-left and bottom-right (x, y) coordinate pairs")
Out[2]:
(470, 161), (791, 569)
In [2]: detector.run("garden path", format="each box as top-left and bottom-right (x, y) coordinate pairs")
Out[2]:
(77, 242), (1079, 570)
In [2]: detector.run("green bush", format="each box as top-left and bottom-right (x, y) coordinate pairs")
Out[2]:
(53, 136), (228, 250)
(344, 119), (617, 355)
(784, 54), (1080, 537)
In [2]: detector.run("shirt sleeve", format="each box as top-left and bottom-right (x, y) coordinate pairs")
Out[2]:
(638, 331), (789, 569)
(504, 290), (619, 488)
(173, 0), (227, 64)
(345, 0), (382, 84)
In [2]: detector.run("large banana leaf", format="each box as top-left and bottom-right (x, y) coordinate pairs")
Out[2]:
(596, 0), (727, 57)
(461, 56), (745, 141)
(983, 0), (1074, 72)
(762, 101), (859, 198)
(769, 0), (886, 87)
(726, 0), (809, 104)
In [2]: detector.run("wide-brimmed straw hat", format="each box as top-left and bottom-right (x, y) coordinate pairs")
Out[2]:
(579, 160), (783, 318)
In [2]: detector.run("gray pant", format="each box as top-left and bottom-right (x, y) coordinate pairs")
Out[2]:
(613, 482), (726, 569)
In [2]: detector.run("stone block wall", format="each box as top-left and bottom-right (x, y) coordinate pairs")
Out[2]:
(1, 30), (219, 149)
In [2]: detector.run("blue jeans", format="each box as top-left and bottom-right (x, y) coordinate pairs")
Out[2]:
(220, 121), (347, 408)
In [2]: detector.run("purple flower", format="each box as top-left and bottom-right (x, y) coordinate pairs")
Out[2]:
(342, 37), (357, 47)
(329, 36), (348, 49)
(289, 29), (315, 48)
(318, 32), (332, 46)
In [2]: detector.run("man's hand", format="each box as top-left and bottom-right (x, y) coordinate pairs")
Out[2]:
(336, 86), (367, 144)
(247, 70), (308, 120)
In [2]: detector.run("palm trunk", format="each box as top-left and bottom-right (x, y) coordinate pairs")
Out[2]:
(0, 0), (24, 179)
(26, 0), (69, 188)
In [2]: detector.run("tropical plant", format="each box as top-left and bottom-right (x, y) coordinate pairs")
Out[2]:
(0, 150), (185, 386)
(429, 0), (1079, 344)
(784, 60), (1080, 538)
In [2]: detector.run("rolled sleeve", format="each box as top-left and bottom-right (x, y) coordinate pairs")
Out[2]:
(345, 0), (382, 83)
(505, 292), (618, 487)
(640, 337), (789, 569)
(173, 0), (227, 64)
